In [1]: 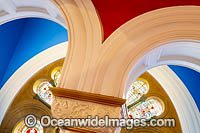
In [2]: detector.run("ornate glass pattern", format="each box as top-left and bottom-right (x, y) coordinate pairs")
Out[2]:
(126, 80), (149, 106)
(34, 81), (53, 105)
(128, 97), (164, 119)
(38, 81), (53, 105)
(14, 120), (43, 133)
(51, 66), (62, 86)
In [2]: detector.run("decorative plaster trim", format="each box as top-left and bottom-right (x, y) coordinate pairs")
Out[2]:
(51, 96), (121, 118)
(0, 0), (66, 28)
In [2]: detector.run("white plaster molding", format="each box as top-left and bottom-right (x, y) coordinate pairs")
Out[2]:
(0, 42), (68, 124)
(0, 0), (66, 28)
(144, 48), (163, 67)
(148, 66), (200, 133)
(0, 0), (16, 14)
(125, 40), (200, 96)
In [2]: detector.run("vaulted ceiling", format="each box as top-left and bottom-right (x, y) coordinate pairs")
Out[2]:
(0, 1), (199, 111)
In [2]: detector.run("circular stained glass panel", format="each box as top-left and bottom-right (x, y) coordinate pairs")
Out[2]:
(13, 120), (43, 133)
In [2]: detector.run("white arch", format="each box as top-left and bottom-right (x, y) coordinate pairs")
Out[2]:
(125, 40), (200, 94)
(0, 41), (68, 124)
(125, 40), (200, 133)
(148, 66), (200, 133)
(0, 0), (66, 28)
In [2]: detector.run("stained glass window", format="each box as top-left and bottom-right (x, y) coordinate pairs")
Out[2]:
(33, 66), (62, 106)
(51, 66), (62, 86)
(33, 80), (53, 105)
(128, 97), (164, 119)
(13, 120), (43, 133)
(126, 80), (149, 107)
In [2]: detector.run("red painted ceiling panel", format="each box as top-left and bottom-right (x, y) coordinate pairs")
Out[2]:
(92, 0), (200, 40)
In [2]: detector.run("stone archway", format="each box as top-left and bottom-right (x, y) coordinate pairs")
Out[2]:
(52, 2), (200, 132)
(55, 3), (200, 98)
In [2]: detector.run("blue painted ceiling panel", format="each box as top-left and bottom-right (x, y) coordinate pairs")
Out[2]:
(169, 65), (200, 111)
(0, 18), (68, 88)
(0, 19), (26, 84)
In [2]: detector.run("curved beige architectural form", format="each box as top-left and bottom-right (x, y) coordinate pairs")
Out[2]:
(57, 1), (200, 98)
(52, 1), (200, 132)
(54, 0), (103, 91)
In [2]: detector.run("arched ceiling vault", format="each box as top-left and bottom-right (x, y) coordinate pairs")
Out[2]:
(0, 1), (199, 132)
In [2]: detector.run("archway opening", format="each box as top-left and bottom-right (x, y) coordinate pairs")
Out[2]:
(123, 40), (200, 132)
